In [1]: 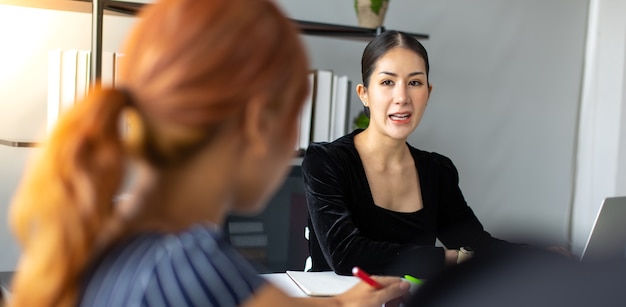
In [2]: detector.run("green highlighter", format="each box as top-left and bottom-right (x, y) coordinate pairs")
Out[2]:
(404, 274), (424, 285)
(403, 274), (423, 295)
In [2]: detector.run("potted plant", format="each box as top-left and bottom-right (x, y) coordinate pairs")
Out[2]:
(352, 108), (370, 129)
(354, 0), (390, 29)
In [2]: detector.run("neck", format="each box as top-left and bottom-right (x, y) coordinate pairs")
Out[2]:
(355, 127), (409, 165)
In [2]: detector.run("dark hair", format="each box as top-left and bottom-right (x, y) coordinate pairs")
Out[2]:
(361, 30), (430, 88)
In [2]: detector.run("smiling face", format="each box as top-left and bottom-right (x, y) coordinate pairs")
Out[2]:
(357, 47), (431, 140)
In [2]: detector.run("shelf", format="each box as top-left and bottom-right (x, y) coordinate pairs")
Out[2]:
(0, 139), (39, 148)
(100, 0), (141, 15)
(296, 20), (428, 41)
(92, 1), (429, 41)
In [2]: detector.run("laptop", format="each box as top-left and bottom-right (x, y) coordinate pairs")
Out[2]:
(580, 196), (626, 262)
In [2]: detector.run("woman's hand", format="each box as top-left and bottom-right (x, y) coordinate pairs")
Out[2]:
(244, 278), (409, 307)
(444, 249), (459, 266)
(546, 246), (577, 259)
(334, 275), (410, 307)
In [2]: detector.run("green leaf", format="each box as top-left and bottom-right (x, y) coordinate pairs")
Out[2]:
(370, 0), (389, 15)
(354, 0), (390, 15)
(352, 110), (370, 129)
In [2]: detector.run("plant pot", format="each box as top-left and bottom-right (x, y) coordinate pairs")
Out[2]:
(355, 0), (389, 29)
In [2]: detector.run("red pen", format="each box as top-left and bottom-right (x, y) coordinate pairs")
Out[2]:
(352, 266), (384, 289)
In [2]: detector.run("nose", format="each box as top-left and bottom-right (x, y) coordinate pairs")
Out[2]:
(394, 83), (409, 105)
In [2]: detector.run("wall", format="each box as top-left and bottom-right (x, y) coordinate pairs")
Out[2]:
(572, 0), (626, 255)
(0, 0), (594, 271)
(0, 3), (138, 271)
(277, 0), (588, 248)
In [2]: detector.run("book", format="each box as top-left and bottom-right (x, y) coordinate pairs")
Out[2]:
(285, 270), (359, 297)
(329, 75), (350, 141)
(328, 74), (339, 140)
(75, 50), (91, 102)
(310, 69), (334, 143)
(114, 52), (125, 88)
(47, 49), (62, 134)
(100, 51), (116, 87)
(60, 49), (78, 114)
(297, 72), (316, 151)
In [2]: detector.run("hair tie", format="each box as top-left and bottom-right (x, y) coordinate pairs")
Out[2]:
(118, 88), (135, 106)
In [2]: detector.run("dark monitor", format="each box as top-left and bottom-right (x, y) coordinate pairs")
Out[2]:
(224, 165), (309, 273)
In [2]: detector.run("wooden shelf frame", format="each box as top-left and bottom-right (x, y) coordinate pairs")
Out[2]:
(89, 0), (428, 81)
(100, 1), (429, 39)
(0, 139), (39, 148)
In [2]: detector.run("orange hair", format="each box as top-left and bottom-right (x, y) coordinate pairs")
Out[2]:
(8, 0), (309, 305)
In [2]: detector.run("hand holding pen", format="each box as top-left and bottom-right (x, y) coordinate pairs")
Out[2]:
(352, 266), (384, 289)
(330, 267), (410, 307)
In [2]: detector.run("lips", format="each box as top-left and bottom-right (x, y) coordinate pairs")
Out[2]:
(389, 112), (411, 120)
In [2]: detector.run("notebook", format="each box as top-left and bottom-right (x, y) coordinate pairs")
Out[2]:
(285, 270), (359, 297)
(580, 196), (626, 262)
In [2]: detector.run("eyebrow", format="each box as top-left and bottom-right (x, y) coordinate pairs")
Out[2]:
(378, 71), (425, 77)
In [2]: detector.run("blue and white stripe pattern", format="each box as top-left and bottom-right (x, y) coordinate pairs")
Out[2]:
(80, 224), (265, 306)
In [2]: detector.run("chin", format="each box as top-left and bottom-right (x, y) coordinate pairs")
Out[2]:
(386, 127), (414, 140)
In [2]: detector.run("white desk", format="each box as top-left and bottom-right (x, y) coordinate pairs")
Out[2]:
(262, 273), (308, 297)
(263, 271), (421, 299)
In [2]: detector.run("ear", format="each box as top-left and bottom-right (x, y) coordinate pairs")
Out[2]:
(122, 107), (146, 158)
(428, 83), (433, 96)
(241, 96), (270, 158)
(356, 83), (368, 106)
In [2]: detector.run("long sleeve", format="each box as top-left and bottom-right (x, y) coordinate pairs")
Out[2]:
(302, 141), (445, 279)
(431, 153), (517, 254)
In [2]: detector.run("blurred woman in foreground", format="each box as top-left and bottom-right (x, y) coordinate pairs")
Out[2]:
(8, 0), (408, 306)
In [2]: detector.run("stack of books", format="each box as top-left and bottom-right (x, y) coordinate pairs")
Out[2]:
(296, 69), (352, 154)
(47, 49), (124, 133)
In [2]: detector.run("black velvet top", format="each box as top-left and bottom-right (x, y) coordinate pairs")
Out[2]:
(302, 129), (514, 279)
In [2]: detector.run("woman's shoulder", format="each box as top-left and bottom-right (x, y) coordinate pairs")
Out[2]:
(407, 144), (457, 172)
(109, 224), (252, 270)
(80, 224), (263, 306)
(303, 130), (359, 165)
(307, 130), (356, 152)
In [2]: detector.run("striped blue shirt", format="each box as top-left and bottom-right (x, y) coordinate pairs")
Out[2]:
(79, 224), (265, 306)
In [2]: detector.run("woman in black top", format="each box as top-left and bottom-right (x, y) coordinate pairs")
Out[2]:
(303, 30), (516, 279)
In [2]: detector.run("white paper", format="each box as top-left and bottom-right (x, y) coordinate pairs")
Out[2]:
(286, 270), (359, 297)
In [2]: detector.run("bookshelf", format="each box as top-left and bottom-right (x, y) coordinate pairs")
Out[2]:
(0, 0), (428, 148)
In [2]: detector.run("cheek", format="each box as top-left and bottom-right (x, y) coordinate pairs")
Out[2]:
(416, 94), (429, 109)
(369, 93), (391, 115)
(415, 88), (430, 101)
(234, 117), (297, 214)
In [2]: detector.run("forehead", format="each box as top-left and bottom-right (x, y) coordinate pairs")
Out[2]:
(374, 47), (426, 73)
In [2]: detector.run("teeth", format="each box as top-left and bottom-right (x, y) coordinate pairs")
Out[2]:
(390, 114), (409, 120)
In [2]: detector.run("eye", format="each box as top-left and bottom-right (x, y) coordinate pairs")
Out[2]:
(381, 80), (394, 86)
(408, 80), (423, 86)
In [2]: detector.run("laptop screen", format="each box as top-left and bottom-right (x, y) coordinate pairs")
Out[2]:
(580, 196), (626, 262)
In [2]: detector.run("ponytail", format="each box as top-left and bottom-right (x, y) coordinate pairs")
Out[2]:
(9, 88), (129, 306)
